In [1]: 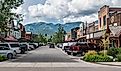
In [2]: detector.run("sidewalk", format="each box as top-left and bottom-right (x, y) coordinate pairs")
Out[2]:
(56, 47), (121, 67)
(96, 62), (121, 66)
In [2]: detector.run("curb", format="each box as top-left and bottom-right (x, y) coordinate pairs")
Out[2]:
(94, 62), (121, 67)
(79, 58), (121, 67)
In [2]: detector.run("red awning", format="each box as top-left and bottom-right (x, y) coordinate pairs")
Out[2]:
(5, 36), (18, 41)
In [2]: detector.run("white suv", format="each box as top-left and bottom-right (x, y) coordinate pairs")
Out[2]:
(0, 44), (16, 59)
(9, 43), (21, 54)
(0, 43), (21, 54)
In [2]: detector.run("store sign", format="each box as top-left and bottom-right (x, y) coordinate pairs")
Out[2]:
(90, 33), (93, 38)
(114, 23), (117, 26)
(86, 35), (89, 39)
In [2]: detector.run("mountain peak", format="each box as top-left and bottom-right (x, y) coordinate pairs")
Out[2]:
(25, 21), (82, 36)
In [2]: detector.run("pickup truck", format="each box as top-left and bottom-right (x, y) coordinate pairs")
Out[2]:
(66, 42), (101, 56)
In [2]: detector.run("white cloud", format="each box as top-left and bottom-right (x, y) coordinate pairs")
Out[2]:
(63, 14), (97, 23)
(28, 0), (121, 23)
(28, 0), (69, 19)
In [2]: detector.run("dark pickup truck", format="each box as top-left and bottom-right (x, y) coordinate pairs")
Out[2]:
(66, 42), (101, 56)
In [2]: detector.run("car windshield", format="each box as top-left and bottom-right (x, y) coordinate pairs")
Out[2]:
(0, 44), (9, 48)
(10, 44), (20, 48)
(0, 47), (4, 50)
(20, 44), (27, 47)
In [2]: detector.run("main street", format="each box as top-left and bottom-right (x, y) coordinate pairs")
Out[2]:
(11, 46), (77, 62)
(0, 46), (121, 71)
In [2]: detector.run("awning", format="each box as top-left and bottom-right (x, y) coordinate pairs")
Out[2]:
(109, 26), (121, 37)
(93, 31), (104, 39)
(5, 36), (18, 42)
(79, 36), (86, 38)
(77, 36), (86, 41)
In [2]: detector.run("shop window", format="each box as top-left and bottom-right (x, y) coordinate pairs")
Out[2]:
(103, 15), (106, 26)
(100, 18), (101, 27)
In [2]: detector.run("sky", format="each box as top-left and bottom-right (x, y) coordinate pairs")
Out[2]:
(13, 0), (121, 25)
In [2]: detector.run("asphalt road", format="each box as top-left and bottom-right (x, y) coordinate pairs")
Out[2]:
(0, 67), (121, 71)
(11, 46), (77, 62)
(1, 46), (121, 71)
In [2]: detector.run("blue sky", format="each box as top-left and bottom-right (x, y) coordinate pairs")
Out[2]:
(15, 0), (121, 25)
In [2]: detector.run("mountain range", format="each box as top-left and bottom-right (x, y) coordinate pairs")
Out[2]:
(25, 22), (83, 36)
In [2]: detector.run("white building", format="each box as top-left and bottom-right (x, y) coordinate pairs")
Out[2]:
(14, 26), (21, 39)
(7, 19), (21, 39)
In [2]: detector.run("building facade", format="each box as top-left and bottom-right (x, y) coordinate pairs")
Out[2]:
(65, 32), (71, 41)
(71, 27), (80, 41)
(98, 5), (121, 48)
(25, 32), (32, 40)
(98, 5), (121, 30)
(19, 23), (26, 38)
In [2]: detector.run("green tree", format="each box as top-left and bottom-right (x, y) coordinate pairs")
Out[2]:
(39, 34), (47, 43)
(0, 0), (23, 32)
(33, 33), (47, 43)
(52, 25), (66, 44)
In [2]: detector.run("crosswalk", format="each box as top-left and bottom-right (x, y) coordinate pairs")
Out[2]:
(0, 62), (121, 68)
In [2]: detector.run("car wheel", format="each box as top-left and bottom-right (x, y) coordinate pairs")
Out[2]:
(67, 52), (71, 55)
(21, 49), (25, 54)
(7, 53), (13, 59)
(72, 53), (77, 56)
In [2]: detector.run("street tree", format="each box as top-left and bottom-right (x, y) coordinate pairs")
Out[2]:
(33, 33), (47, 43)
(0, 0), (23, 32)
(52, 25), (66, 44)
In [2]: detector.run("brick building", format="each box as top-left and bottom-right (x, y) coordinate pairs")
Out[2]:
(19, 23), (26, 38)
(65, 32), (71, 41)
(25, 32), (32, 40)
(98, 5), (121, 30)
(71, 27), (80, 41)
(97, 5), (121, 48)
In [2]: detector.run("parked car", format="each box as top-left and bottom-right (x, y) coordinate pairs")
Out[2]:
(62, 42), (69, 50)
(49, 44), (55, 48)
(30, 43), (38, 49)
(39, 43), (43, 46)
(57, 43), (63, 48)
(29, 44), (35, 50)
(33, 43), (39, 48)
(19, 44), (28, 54)
(62, 42), (76, 52)
(66, 42), (100, 56)
(0, 44), (16, 59)
(0, 43), (21, 54)
(29, 43), (37, 50)
(20, 43), (31, 51)
(9, 43), (21, 54)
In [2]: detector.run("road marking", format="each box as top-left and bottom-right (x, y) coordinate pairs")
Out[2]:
(0, 62), (121, 68)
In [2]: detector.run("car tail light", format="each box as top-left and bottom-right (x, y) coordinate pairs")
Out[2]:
(70, 46), (74, 50)
(77, 46), (80, 51)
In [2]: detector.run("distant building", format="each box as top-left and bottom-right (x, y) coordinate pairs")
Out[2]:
(77, 29), (81, 39)
(19, 23), (26, 38)
(13, 26), (21, 39)
(65, 32), (71, 41)
(71, 27), (80, 40)
(77, 22), (87, 42)
(84, 21), (99, 43)
(25, 32), (32, 40)
(7, 18), (15, 37)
